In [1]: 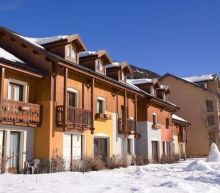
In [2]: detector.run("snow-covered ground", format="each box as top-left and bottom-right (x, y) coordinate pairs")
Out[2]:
(0, 159), (220, 193)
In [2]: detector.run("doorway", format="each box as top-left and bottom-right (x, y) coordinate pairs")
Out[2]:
(152, 141), (159, 163)
(94, 138), (108, 162)
(9, 132), (20, 172)
(63, 134), (82, 170)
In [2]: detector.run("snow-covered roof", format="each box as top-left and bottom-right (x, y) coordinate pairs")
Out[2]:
(172, 114), (188, 123)
(0, 47), (25, 64)
(183, 74), (215, 83)
(127, 78), (153, 85)
(23, 35), (69, 45)
(13, 33), (76, 49)
(159, 85), (169, 90)
(79, 51), (97, 58)
(105, 62), (121, 69)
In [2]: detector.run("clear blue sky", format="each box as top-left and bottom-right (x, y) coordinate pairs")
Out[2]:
(0, 0), (220, 77)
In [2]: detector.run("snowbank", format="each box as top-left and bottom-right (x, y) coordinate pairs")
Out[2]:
(206, 143), (220, 162)
(185, 160), (212, 171)
(1, 159), (220, 193)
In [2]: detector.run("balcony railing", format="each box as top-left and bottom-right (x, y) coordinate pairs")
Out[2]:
(0, 100), (41, 127)
(118, 118), (136, 134)
(56, 106), (92, 129)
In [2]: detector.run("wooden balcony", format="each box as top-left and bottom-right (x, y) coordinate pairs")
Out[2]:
(0, 100), (41, 127)
(56, 106), (92, 129)
(118, 118), (136, 135)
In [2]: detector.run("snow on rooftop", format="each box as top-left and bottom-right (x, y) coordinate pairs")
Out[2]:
(127, 78), (153, 85)
(159, 85), (169, 90)
(79, 51), (97, 58)
(13, 33), (70, 49)
(0, 47), (25, 63)
(105, 62), (121, 69)
(183, 74), (215, 83)
(172, 114), (188, 123)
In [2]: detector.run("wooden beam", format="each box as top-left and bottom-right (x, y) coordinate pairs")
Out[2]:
(134, 94), (137, 132)
(91, 78), (95, 134)
(0, 62), (43, 78)
(58, 62), (144, 97)
(63, 67), (68, 131)
(124, 90), (127, 136)
(0, 67), (5, 101)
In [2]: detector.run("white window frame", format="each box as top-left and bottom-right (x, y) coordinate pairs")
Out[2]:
(95, 59), (105, 75)
(67, 88), (79, 108)
(97, 96), (106, 114)
(8, 79), (28, 102)
(66, 45), (76, 60)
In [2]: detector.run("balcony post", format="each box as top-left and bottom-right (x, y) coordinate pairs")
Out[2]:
(124, 90), (127, 136)
(0, 67), (5, 101)
(63, 67), (68, 131)
(134, 94), (137, 132)
(91, 78), (95, 134)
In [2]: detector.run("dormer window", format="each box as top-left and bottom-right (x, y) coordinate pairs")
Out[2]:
(150, 86), (155, 96)
(120, 71), (126, 82)
(66, 45), (76, 61)
(96, 59), (105, 74)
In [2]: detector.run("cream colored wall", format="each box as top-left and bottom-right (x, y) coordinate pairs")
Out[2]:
(161, 76), (219, 156)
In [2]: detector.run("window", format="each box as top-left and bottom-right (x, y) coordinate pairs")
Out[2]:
(120, 71), (126, 81)
(8, 81), (25, 102)
(67, 88), (78, 108)
(207, 115), (215, 126)
(97, 97), (106, 114)
(66, 45), (76, 60)
(218, 101), (220, 112)
(208, 132), (215, 145)
(166, 118), (169, 129)
(127, 138), (132, 154)
(96, 59), (105, 74)
(206, 100), (214, 112)
(153, 113), (157, 125)
(150, 86), (155, 96)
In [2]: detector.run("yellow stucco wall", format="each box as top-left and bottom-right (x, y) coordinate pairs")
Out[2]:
(84, 112), (114, 158)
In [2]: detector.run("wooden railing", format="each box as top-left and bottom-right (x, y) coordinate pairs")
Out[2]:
(56, 106), (92, 129)
(118, 118), (136, 134)
(0, 100), (41, 127)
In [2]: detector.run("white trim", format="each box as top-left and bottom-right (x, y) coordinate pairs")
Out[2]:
(152, 113), (158, 125)
(8, 79), (28, 102)
(97, 97), (106, 113)
(67, 87), (79, 108)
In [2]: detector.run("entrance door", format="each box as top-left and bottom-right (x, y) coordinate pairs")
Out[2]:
(0, 131), (3, 159)
(72, 135), (82, 160)
(152, 141), (159, 162)
(179, 144), (184, 159)
(63, 134), (71, 170)
(94, 138), (108, 162)
(10, 132), (20, 172)
(63, 134), (82, 170)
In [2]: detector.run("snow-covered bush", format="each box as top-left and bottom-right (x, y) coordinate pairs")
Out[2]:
(206, 143), (220, 162)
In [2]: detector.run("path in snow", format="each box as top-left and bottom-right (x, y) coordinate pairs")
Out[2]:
(0, 159), (220, 193)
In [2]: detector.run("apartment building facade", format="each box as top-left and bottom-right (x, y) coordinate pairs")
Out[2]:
(0, 27), (143, 173)
(127, 79), (179, 162)
(160, 73), (220, 156)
